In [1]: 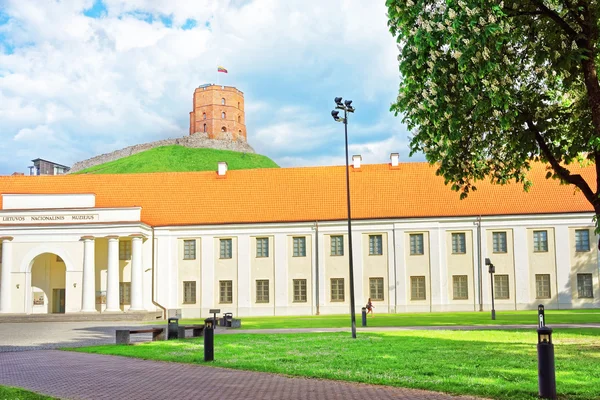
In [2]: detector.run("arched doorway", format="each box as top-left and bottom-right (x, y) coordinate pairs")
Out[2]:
(30, 253), (66, 314)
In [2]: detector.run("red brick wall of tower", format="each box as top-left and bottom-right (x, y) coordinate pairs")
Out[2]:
(189, 85), (247, 142)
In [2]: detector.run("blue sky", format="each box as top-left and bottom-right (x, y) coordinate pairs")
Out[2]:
(0, 0), (416, 175)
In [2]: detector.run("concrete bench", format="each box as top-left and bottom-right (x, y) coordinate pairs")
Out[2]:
(177, 325), (205, 338)
(116, 328), (165, 344)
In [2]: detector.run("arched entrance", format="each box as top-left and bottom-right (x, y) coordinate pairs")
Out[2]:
(30, 253), (66, 314)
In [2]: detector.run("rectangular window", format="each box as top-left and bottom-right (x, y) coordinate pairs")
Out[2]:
(293, 279), (307, 302)
(183, 281), (196, 304)
(492, 232), (507, 253)
(293, 237), (306, 257)
(119, 282), (131, 305)
(577, 274), (594, 298)
(220, 239), (232, 259)
(575, 229), (590, 252)
(256, 280), (269, 303)
(409, 234), (424, 255)
(452, 275), (468, 300)
(533, 230), (548, 252)
(331, 278), (345, 302)
(410, 276), (426, 300)
(494, 275), (510, 299)
(256, 237), (269, 258)
(219, 280), (233, 303)
(183, 240), (196, 260)
(369, 277), (384, 301)
(451, 233), (466, 254)
(369, 235), (383, 255)
(535, 274), (551, 299)
(330, 235), (344, 256)
(119, 241), (131, 260)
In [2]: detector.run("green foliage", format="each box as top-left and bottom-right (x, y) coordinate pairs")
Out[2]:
(386, 1), (599, 205)
(73, 146), (279, 174)
(0, 385), (55, 399)
(73, 329), (600, 400)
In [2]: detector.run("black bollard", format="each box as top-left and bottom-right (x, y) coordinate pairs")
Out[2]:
(361, 307), (367, 327)
(537, 305), (556, 400)
(204, 318), (214, 362)
(167, 317), (179, 340)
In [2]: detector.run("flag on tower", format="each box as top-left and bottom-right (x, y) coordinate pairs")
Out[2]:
(217, 66), (228, 73)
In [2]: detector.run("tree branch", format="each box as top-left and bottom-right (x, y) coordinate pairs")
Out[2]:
(527, 120), (598, 206)
(530, 0), (579, 39)
(595, 151), (600, 195)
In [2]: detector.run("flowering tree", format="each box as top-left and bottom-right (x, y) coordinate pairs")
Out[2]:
(386, 1), (600, 231)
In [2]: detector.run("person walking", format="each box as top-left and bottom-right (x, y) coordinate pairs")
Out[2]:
(366, 298), (374, 317)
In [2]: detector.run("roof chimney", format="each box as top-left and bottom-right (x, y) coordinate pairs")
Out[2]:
(390, 153), (399, 167)
(352, 155), (362, 169)
(217, 161), (228, 176)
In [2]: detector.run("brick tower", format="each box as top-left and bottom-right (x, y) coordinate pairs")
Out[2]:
(189, 84), (247, 141)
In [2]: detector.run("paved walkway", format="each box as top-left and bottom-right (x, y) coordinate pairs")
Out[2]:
(0, 321), (148, 352)
(0, 350), (483, 400)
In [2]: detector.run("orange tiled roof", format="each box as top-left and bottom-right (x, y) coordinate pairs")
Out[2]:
(0, 162), (594, 226)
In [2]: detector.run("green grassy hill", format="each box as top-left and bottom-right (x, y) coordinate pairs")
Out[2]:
(74, 146), (279, 174)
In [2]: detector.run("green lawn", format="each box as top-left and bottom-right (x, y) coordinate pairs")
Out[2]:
(172, 309), (600, 329)
(0, 385), (55, 399)
(71, 328), (600, 400)
(73, 145), (279, 174)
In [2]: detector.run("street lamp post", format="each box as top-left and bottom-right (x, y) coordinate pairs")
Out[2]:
(485, 258), (496, 320)
(331, 97), (357, 339)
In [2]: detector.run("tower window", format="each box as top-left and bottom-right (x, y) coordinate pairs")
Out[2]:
(203, 113), (206, 120)
(222, 112), (226, 119)
(222, 98), (226, 105)
(221, 126), (226, 132)
(238, 102), (240, 108)
(203, 124), (207, 132)
(238, 115), (241, 123)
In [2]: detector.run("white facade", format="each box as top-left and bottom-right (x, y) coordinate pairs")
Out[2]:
(1, 194), (599, 317)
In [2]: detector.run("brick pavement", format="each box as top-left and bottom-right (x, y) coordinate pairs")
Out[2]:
(0, 350), (483, 400)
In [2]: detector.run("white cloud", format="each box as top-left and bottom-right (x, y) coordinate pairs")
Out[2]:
(0, 0), (405, 174)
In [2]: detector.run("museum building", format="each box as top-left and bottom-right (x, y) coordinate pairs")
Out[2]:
(0, 159), (598, 318)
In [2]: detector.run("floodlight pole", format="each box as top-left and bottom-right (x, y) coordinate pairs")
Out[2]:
(343, 107), (357, 340)
(332, 98), (357, 339)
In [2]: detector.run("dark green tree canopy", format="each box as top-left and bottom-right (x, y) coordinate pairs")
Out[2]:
(386, 0), (600, 220)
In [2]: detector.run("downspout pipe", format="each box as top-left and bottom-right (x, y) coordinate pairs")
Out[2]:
(151, 228), (167, 320)
(314, 221), (320, 315)
(476, 216), (483, 312)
